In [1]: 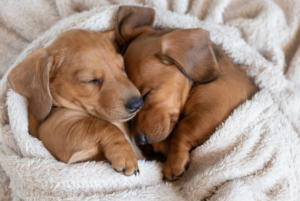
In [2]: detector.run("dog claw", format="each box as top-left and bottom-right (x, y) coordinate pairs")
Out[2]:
(177, 172), (184, 178)
(114, 168), (121, 173)
(137, 169), (140, 174)
(122, 168), (126, 175)
(163, 175), (178, 181)
(134, 170), (137, 176)
(185, 162), (190, 171)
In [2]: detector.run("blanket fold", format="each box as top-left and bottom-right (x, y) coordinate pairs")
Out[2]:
(0, 0), (300, 200)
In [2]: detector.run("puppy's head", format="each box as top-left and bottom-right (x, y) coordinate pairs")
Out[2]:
(8, 29), (142, 122)
(116, 6), (219, 144)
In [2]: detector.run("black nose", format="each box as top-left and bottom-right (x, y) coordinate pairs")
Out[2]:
(135, 135), (149, 145)
(125, 96), (143, 113)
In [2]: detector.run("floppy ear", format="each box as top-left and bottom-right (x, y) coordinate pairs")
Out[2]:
(8, 48), (53, 121)
(116, 6), (156, 48)
(160, 29), (219, 84)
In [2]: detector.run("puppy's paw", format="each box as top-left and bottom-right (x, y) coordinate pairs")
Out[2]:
(110, 151), (139, 176)
(163, 151), (190, 181)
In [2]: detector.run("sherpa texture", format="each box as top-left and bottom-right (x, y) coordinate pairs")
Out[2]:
(0, 0), (300, 200)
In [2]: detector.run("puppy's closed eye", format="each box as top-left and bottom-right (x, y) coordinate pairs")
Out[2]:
(159, 56), (173, 66)
(161, 59), (171, 65)
(88, 78), (102, 84)
(142, 89), (152, 101)
(80, 78), (103, 84)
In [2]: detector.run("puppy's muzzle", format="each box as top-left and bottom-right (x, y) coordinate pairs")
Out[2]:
(126, 97), (143, 113)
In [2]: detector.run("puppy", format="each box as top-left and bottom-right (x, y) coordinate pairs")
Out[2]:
(8, 29), (144, 176)
(115, 6), (258, 180)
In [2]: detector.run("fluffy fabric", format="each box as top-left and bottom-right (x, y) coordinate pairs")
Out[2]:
(0, 0), (300, 200)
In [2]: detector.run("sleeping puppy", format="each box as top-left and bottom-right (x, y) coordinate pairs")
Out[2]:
(8, 29), (144, 176)
(116, 6), (258, 180)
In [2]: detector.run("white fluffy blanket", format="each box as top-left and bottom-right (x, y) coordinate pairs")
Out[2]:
(1, 0), (300, 200)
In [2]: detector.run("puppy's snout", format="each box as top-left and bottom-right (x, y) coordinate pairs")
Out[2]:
(125, 97), (143, 113)
(135, 135), (149, 145)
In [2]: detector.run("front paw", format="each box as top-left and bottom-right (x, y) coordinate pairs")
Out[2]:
(110, 151), (139, 176)
(163, 151), (190, 181)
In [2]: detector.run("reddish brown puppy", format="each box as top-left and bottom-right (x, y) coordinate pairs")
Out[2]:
(116, 7), (194, 148)
(8, 29), (144, 176)
(116, 6), (257, 180)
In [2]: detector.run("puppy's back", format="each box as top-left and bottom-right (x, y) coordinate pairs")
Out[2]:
(182, 43), (257, 128)
(38, 108), (98, 163)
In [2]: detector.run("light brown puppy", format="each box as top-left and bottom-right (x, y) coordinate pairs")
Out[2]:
(8, 29), (144, 176)
(116, 6), (257, 180)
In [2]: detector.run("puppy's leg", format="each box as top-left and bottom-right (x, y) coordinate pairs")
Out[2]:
(39, 109), (139, 176)
(99, 122), (140, 176)
(152, 136), (171, 157)
(68, 119), (139, 176)
(112, 122), (144, 160)
(163, 111), (217, 181)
